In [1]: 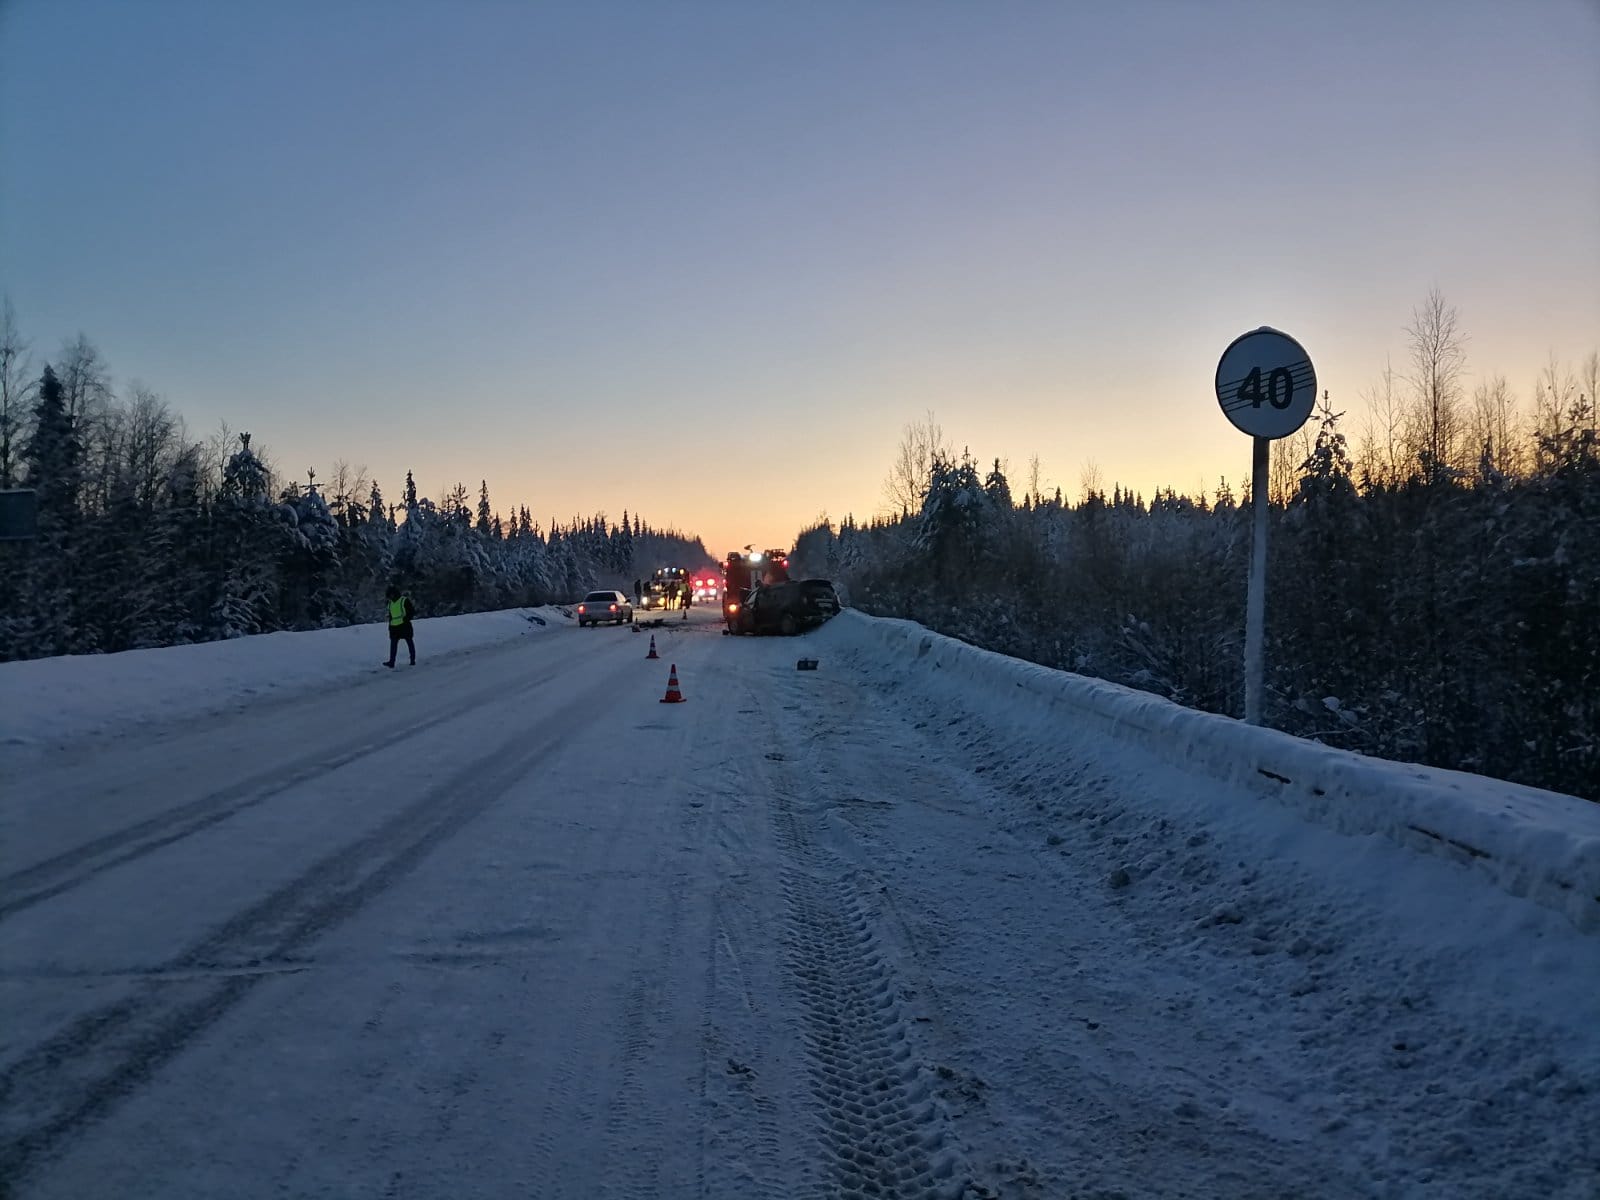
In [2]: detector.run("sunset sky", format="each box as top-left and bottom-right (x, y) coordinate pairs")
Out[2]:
(3, 0), (1597, 558)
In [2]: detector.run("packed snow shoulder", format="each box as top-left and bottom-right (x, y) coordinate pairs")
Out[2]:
(841, 612), (1600, 934)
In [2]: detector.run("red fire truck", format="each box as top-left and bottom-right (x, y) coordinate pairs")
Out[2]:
(722, 548), (794, 631)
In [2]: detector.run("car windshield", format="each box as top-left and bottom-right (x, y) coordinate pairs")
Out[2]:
(583, 592), (616, 602)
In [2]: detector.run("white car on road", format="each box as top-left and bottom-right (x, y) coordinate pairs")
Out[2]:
(577, 590), (633, 627)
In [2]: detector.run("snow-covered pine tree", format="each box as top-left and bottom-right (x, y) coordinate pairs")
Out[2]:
(11, 366), (84, 656)
(128, 444), (209, 648)
(209, 433), (281, 639)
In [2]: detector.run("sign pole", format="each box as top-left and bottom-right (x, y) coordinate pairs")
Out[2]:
(1214, 326), (1315, 729)
(1244, 435), (1270, 725)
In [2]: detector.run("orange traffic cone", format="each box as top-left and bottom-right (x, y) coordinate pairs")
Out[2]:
(660, 663), (686, 704)
(646, 635), (659, 660)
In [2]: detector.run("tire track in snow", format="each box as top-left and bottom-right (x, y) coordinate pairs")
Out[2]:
(526, 974), (600, 1200)
(593, 669), (719, 1200)
(0, 663), (564, 923)
(515, 785), (697, 1198)
(751, 681), (968, 1200)
(593, 876), (683, 1200)
(514, 681), (718, 1200)
(0, 666), (615, 1190)
(704, 900), (793, 1200)
(684, 654), (807, 1200)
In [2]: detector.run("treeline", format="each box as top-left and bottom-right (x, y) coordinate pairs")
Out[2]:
(0, 311), (711, 661)
(793, 296), (1598, 801)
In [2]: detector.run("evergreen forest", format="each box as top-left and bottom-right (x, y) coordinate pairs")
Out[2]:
(790, 297), (1598, 801)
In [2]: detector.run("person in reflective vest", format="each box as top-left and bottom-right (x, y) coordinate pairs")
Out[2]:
(384, 584), (416, 668)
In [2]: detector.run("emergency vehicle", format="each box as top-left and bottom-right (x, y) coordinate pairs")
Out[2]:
(642, 566), (689, 610)
(721, 548), (795, 631)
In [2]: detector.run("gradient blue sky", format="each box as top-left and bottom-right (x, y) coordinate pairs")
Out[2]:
(3, 0), (1597, 556)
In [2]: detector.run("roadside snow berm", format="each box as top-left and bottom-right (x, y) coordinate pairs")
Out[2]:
(646, 635), (659, 660)
(660, 663), (686, 703)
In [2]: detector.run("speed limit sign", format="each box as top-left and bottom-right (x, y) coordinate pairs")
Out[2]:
(1216, 325), (1318, 727)
(1215, 328), (1317, 439)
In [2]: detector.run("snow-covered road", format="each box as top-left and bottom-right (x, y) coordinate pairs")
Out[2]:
(2, 609), (1597, 1198)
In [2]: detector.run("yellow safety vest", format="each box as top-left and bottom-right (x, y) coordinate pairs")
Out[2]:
(388, 597), (408, 626)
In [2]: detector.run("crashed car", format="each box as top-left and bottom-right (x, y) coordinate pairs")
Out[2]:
(725, 578), (840, 636)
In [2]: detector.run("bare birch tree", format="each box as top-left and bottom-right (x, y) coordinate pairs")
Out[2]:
(1404, 288), (1468, 484)
(1470, 373), (1520, 477)
(1271, 425), (1313, 506)
(56, 333), (113, 422)
(1531, 352), (1576, 473)
(55, 334), (116, 510)
(1078, 458), (1103, 505)
(201, 421), (236, 502)
(329, 459), (370, 525)
(1581, 350), (1599, 443)
(1357, 358), (1405, 488)
(0, 297), (34, 489)
(119, 384), (181, 508)
(883, 410), (946, 517)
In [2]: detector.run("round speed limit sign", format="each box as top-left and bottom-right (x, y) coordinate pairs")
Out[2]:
(1215, 327), (1317, 439)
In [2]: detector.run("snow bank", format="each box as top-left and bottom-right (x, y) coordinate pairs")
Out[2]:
(837, 611), (1600, 934)
(0, 607), (570, 748)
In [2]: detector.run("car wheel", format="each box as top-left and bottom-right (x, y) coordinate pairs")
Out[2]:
(780, 613), (798, 637)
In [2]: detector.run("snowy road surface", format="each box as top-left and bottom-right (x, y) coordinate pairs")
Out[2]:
(2, 609), (1597, 1198)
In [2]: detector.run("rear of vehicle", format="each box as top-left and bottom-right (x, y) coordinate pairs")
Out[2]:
(577, 590), (633, 627)
(797, 579), (840, 622)
(728, 578), (840, 636)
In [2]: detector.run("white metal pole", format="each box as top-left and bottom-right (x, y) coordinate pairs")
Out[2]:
(1244, 435), (1270, 725)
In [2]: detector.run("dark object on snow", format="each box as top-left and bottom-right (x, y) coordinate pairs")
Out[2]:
(797, 659), (818, 671)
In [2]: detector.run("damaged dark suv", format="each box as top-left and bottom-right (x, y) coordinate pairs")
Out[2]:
(727, 578), (840, 636)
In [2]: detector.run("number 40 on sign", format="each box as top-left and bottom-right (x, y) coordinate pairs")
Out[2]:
(1213, 325), (1318, 728)
(1214, 327), (1317, 440)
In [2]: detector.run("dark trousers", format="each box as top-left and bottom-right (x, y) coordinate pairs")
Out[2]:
(387, 625), (415, 665)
